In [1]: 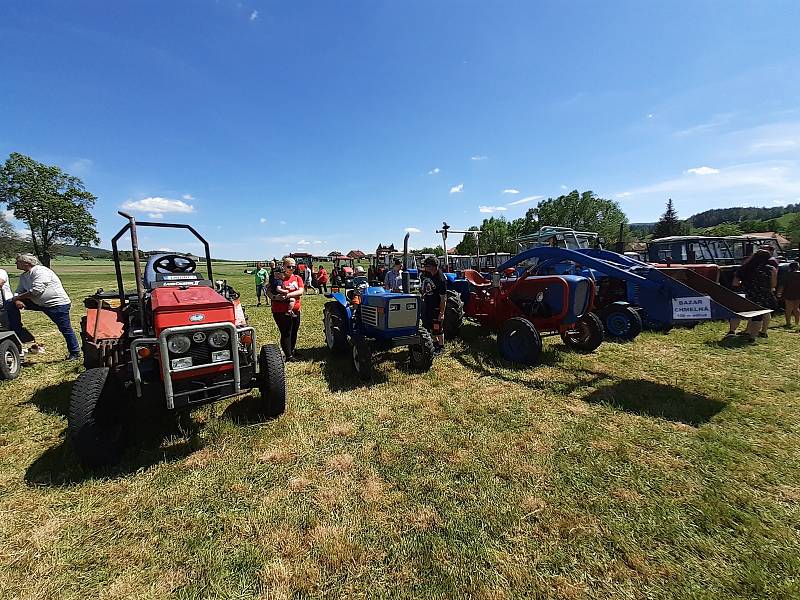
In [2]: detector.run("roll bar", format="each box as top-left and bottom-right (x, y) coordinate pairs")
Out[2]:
(112, 211), (214, 333)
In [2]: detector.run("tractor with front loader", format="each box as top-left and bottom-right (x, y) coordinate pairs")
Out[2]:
(71, 212), (287, 467)
(322, 276), (434, 379)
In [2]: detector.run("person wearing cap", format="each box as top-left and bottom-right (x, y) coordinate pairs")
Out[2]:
(384, 259), (403, 292)
(352, 265), (368, 288)
(269, 257), (304, 361)
(420, 256), (447, 353)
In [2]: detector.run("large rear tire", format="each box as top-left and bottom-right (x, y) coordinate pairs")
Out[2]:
(443, 291), (464, 339)
(409, 326), (435, 372)
(602, 305), (642, 342)
(561, 313), (605, 352)
(497, 317), (542, 366)
(68, 367), (126, 467)
(258, 344), (286, 418)
(323, 302), (349, 355)
(0, 339), (21, 381)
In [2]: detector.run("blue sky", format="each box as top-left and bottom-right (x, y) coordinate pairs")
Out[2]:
(2, 0), (799, 258)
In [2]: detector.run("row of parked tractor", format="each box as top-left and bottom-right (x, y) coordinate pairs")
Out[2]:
(0, 214), (784, 468)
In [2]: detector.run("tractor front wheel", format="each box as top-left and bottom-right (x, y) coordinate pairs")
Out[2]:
(497, 317), (542, 366)
(602, 306), (642, 342)
(351, 338), (373, 380)
(323, 302), (349, 354)
(68, 367), (126, 467)
(561, 313), (605, 353)
(257, 344), (287, 418)
(0, 339), (21, 380)
(409, 326), (435, 372)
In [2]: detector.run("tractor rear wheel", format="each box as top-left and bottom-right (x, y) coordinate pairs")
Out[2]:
(323, 302), (349, 354)
(351, 338), (373, 380)
(443, 291), (464, 339)
(561, 313), (605, 352)
(68, 367), (126, 467)
(602, 305), (642, 342)
(0, 339), (21, 380)
(409, 326), (435, 372)
(497, 317), (542, 366)
(257, 344), (287, 418)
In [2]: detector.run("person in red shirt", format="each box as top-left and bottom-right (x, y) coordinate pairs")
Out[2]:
(316, 265), (329, 293)
(270, 258), (304, 361)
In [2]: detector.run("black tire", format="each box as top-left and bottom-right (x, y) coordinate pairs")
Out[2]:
(0, 339), (21, 380)
(602, 305), (642, 342)
(258, 344), (286, 418)
(351, 337), (373, 380)
(561, 312), (605, 353)
(409, 326), (435, 372)
(68, 367), (126, 467)
(323, 302), (349, 354)
(497, 317), (542, 366)
(443, 290), (464, 340)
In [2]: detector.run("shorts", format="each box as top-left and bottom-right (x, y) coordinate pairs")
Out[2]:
(421, 301), (441, 330)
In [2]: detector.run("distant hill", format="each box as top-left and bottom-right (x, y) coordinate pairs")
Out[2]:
(687, 204), (800, 228)
(53, 244), (113, 259)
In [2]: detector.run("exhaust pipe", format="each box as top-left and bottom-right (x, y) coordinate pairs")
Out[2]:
(402, 233), (410, 293)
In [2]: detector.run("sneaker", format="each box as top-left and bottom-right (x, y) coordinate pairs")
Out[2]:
(724, 331), (737, 338)
(28, 343), (46, 354)
(66, 353), (81, 361)
(758, 332), (768, 338)
(433, 345), (445, 356)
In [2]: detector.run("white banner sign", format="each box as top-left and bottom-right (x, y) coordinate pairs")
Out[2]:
(672, 296), (711, 320)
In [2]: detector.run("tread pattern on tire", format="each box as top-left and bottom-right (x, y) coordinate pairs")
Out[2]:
(0, 338), (21, 380)
(497, 317), (542, 366)
(409, 326), (435, 372)
(323, 301), (349, 354)
(602, 305), (642, 341)
(258, 344), (287, 417)
(69, 367), (124, 467)
(444, 291), (464, 340)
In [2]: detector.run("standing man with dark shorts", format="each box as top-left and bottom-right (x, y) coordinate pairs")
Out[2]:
(420, 256), (447, 354)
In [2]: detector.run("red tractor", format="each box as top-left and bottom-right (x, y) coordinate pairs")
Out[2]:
(71, 212), (286, 467)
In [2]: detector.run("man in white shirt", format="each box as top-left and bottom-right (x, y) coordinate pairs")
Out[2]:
(1, 266), (35, 346)
(8, 253), (80, 360)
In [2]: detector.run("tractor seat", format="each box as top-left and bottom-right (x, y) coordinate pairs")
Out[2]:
(463, 269), (491, 287)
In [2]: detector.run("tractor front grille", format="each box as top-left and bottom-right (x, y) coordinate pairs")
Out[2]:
(361, 305), (379, 328)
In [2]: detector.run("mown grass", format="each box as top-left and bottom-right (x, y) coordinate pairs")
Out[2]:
(1, 259), (799, 599)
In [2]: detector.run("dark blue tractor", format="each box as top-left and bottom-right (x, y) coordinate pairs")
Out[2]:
(322, 284), (435, 379)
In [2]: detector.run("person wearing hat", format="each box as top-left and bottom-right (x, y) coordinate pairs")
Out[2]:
(420, 256), (447, 353)
(384, 259), (403, 292)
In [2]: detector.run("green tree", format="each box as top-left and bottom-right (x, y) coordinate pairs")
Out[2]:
(415, 245), (443, 255)
(698, 222), (742, 237)
(479, 217), (514, 253)
(0, 209), (21, 259)
(786, 213), (800, 246)
(0, 152), (99, 267)
(455, 226), (480, 255)
(653, 198), (685, 238)
(531, 190), (629, 243)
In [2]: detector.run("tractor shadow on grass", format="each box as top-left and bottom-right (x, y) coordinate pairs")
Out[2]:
(25, 398), (207, 486)
(24, 380), (72, 417)
(582, 379), (725, 426)
(321, 354), (389, 392)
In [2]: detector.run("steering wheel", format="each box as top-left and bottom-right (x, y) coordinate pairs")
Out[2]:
(153, 254), (197, 274)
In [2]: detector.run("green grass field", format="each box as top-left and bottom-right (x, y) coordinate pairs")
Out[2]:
(1, 257), (799, 599)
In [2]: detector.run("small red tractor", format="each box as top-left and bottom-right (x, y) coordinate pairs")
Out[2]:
(71, 212), (286, 467)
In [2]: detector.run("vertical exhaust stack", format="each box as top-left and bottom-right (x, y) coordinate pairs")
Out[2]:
(402, 233), (411, 293)
(118, 211), (147, 334)
(615, 222), (625, 254)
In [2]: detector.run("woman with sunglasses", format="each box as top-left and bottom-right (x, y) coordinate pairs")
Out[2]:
(270, 257), (304, 361)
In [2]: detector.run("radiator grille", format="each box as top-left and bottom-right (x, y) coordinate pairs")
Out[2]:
(361, 305), (379, 327)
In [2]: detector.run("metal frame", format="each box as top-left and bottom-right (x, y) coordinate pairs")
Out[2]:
(129, 322), (257, 407)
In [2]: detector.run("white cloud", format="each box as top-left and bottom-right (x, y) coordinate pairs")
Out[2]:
(428, 167), (440, 175)
(182, 194), (195, 200)
(122, 196), (195, 215)
(279, 220), (287, 225)
(647, 113), (654, 119)
(404, 227), (421, 233)
(297, 239), (311, 245)
(471, 155), (488, 161)
(685, 166), (720, 175)
(249, 10), (258, 21)
(450, 183), (464, 194)
(507, 195), (542, 206)
(560, 184), (568, 190)
(479, 205), (507, 213)
(156, 247), (174, 252)
(260, 217), (267, 223)
(503, 188), (520, 195)
(616, 192), (632, 198)
(147, 213), (164, 219)
(313, 240), (323, 244)
(673, 112), (736, 137)
(68, 158), (93, 175)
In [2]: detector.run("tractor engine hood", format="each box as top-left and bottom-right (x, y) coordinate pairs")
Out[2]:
(151, 286), (235, 334)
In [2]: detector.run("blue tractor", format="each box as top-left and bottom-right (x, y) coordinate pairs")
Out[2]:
(322, 283), (435, 379)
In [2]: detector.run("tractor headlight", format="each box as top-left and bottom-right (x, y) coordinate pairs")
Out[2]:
(167, 334), (191, 354)
(208, 329), (230, 349)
